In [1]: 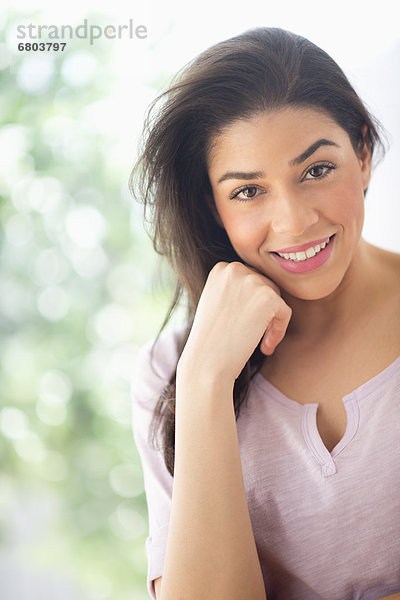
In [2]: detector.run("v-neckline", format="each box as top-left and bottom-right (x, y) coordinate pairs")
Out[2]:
(254, 355), (400, 476)
(255, 354), (400, 408)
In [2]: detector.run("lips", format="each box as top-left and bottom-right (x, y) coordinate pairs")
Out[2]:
(273, 236), (333, 254)
(271, 234), (336, 274)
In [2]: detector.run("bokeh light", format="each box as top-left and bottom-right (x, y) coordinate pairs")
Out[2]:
(1, 6), (158, 599)
(1, 2), (399, 599)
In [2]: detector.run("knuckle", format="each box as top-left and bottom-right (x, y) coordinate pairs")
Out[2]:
(212, 261), (227, 272)
(260, 283), (278, 300)
(226, 261), (245, 273)
(265, 279), (281, 296)
(283, 301), (292, 316)
(208, 261), (227, 280)
(223, 261), (248, 282)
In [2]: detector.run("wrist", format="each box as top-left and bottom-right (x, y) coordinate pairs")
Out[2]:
(176, 359), (235, 398)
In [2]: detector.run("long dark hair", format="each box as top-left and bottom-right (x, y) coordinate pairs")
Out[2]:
(130, 27), (386, 476)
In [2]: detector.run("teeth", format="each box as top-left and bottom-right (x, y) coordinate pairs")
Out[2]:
(276, 237), (331, 261)
(305, 246), (316, 258)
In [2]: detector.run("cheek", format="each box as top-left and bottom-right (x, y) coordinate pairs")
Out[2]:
(331, 178), (365, 230)
(219, 210), (267, 256)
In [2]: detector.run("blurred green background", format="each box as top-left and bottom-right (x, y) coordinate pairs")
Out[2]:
(0, 7), (176, 600)
(1, 3), (399, 599)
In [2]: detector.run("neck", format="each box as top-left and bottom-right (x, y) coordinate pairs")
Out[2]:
(280, 238), (376, 343)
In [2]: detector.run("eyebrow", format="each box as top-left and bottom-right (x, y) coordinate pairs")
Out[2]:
(217, 170), (265, 184)
(216, 138), (340, 184)
(289, 138), (339, 167)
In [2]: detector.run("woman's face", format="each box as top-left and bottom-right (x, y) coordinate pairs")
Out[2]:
(207, 106), (371, 300)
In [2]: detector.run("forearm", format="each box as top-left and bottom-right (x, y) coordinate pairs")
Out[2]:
(375, 594), (400, 600)
(159, 374), (266, 600)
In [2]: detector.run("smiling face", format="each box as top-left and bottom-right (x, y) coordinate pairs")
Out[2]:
(207, 106), (372, 300)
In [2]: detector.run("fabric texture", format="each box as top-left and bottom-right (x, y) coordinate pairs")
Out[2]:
(131, 323), (400, 600)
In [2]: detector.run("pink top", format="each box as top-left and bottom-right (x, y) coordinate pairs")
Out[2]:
(131, 323), (400, 599)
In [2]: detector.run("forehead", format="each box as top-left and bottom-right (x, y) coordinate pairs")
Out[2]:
(207, 106), (346, 171)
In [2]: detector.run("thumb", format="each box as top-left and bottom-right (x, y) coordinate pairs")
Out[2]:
(260, 305), (292, 355)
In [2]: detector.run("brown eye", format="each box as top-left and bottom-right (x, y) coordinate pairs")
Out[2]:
(230, 185), (263, 202)
(309, 165), (326, 178)
(241, 186), (258, 198)
(304, 162), (336, 181)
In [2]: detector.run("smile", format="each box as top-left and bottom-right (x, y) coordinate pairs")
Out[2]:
(271, 234), (336, 274)
(275, 236), (332, 262)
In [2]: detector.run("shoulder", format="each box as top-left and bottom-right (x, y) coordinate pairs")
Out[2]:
(131, 321), (190, 409)
(371, 245), (400, 352)
(368, 243), (400, 301)
(378, 247), (400, 317)
(373, 244), (400, 280)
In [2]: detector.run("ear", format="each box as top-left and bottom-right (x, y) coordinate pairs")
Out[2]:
(358, 124), (372, 192)
(206, 193), (225, 229)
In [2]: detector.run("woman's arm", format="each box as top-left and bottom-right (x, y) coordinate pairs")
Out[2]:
(157, 262), (292, 600)
(159, 373), (266, 600)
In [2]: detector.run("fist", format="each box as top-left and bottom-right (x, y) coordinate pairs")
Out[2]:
(178, 262), (292, 382)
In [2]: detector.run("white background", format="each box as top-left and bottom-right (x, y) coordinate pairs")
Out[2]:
(6, 0), (400, 251)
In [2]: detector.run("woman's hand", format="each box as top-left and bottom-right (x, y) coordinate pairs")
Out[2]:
(178, 261), (292, 383)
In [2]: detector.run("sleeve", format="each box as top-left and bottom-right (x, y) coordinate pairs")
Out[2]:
(131, 323), (187, 599)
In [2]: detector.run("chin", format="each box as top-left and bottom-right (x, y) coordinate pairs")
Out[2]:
(280, 276), (344, 302)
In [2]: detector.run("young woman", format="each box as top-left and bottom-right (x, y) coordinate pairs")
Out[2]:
(130, 27), (400, 600)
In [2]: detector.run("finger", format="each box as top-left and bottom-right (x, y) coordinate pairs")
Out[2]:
(260, 305), (292, 355)
(261, 327), (283, 355)
(243, 264), (282, 296)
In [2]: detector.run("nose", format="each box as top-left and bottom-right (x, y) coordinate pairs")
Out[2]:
(269, 189), (319, 236)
